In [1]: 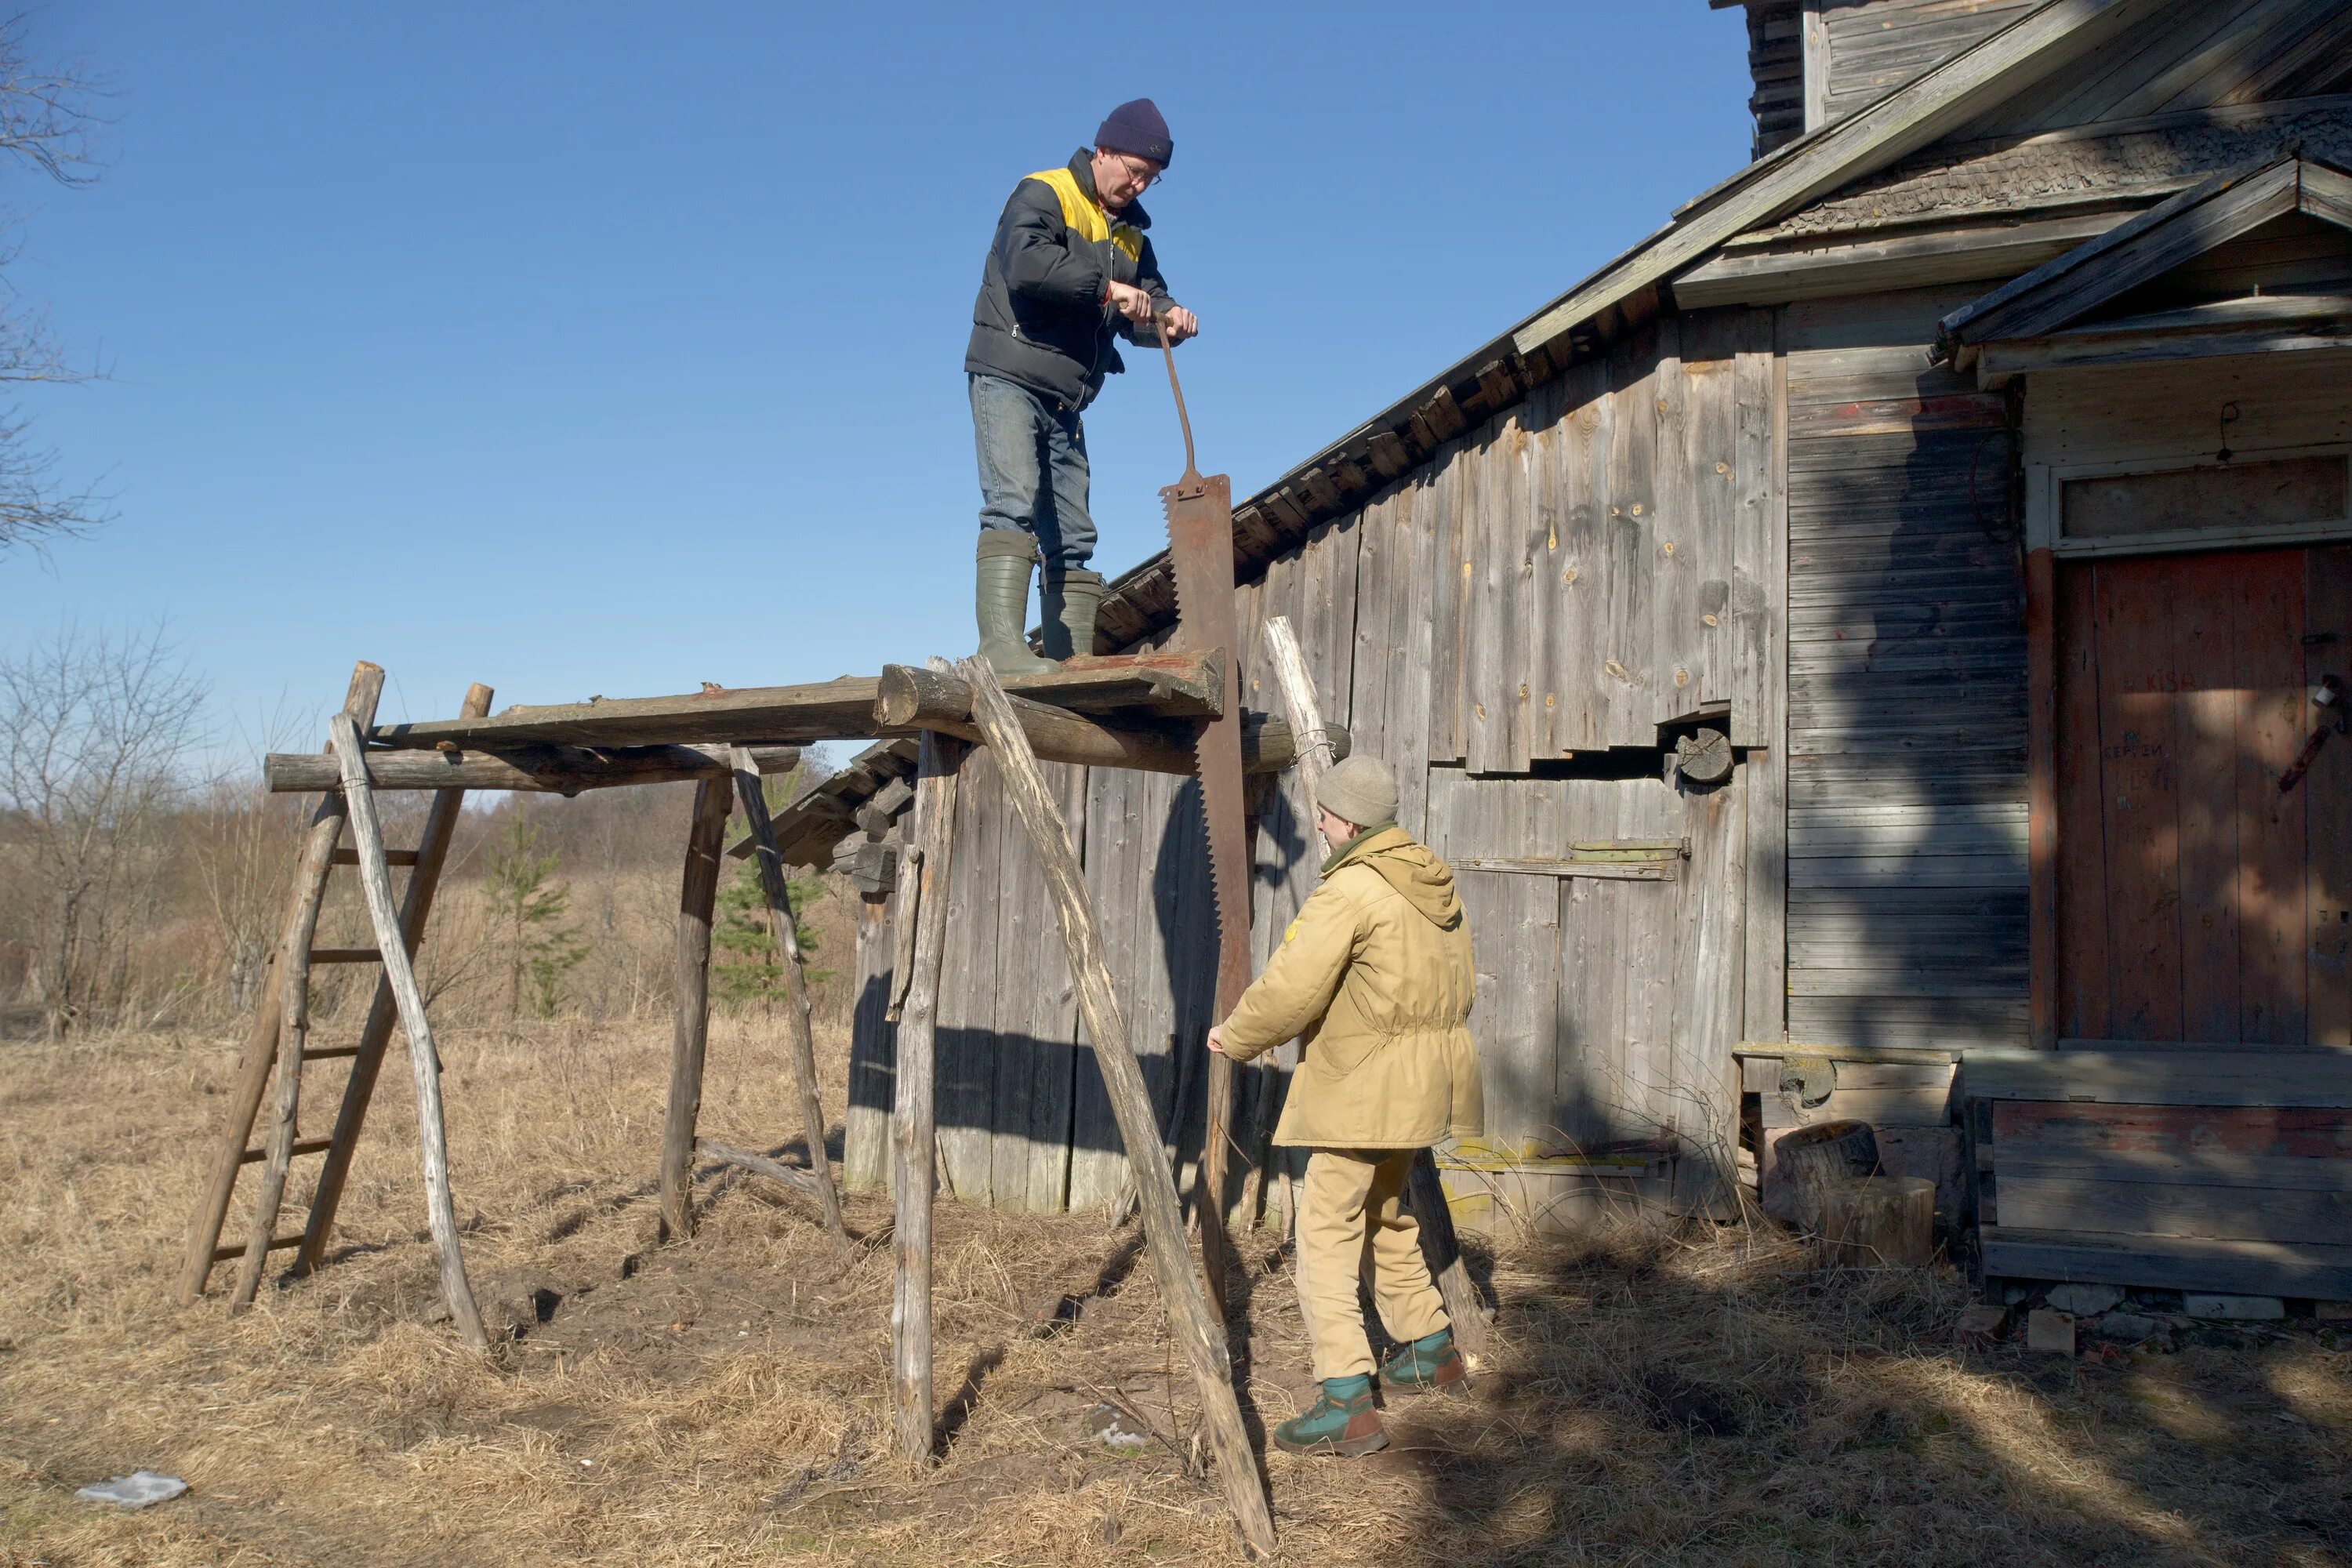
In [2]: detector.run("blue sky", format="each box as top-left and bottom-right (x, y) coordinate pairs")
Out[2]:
(3, 2), (1755, 753)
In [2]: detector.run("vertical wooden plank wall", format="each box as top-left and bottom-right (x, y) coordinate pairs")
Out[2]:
(932, 746), (1005, 1203)
(988, 760), (1087, 1212)
(844, 891), (897, 1191)
(844, 303), (1786, 1214)
(1784, 286), (2028, 1050)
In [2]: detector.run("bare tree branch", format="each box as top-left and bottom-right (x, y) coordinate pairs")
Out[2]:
(0, 12), (110, 554)
(0, 620), (207, 1036)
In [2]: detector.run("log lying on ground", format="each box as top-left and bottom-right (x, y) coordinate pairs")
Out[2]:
(365, 651), (1223, 750)
(875, 662), (1348, 777)
(696, 1138), (829, 1204)
(265, 743), (801, 794)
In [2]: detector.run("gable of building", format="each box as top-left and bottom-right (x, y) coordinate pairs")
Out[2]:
(1093, 0), (2186, 653)
(1938, 151), (2352, 359)
(1682, 6), (2352, 308)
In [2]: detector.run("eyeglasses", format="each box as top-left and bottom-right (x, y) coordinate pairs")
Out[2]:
(1109, 153), (1163, 190)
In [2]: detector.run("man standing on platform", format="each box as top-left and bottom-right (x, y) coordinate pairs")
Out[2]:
(1206, 755), (1483, 1457)
(964, 99), (1200, 674)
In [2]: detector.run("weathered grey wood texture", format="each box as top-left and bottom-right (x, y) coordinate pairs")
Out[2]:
(1784, 285), (2030, 1050)
(1821, 0), (2045, 129)
(1969, 1047), (2352, 1296)
(844, 310), (1784, 1218)
(1957, 0), (2352, 140)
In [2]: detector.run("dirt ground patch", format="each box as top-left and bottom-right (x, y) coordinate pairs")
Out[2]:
(5, 1022), (2352, 1566)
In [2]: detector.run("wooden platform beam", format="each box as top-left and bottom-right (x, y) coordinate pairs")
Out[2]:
(365, 651), (1225, 751)
(875, 663), (1343, 777)
(264, 743), (800, 794)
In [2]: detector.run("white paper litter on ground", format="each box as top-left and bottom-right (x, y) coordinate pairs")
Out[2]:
(75, 1472), (188, 1508)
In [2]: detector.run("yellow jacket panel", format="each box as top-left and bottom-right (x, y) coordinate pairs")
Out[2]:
(1218, 826), (1483, 1149)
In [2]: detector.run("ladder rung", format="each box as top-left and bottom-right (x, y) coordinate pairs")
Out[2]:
(332, 848), (419, 866)
(308, 948), (381, 964)
(304, 1045), (364, 1061)
(239, 1138), (332, 1165)
(211, 1233), (304, 1263)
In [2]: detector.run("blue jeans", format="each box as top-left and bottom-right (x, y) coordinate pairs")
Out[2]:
(970, 372), (1096, 572)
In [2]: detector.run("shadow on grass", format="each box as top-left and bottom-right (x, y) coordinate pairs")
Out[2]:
(1345, 1221), (2352, 1568)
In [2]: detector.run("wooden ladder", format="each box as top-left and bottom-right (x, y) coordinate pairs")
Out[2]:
(175, 663), (492, 1348)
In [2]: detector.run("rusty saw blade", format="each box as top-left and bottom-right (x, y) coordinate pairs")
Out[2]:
(1157, 328), (1248, 1313)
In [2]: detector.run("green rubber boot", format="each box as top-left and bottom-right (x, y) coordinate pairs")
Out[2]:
(1380, 1328), (1470, 1398)
(1040, 568), (1106, 660)
(1272, 1375), (1388, 1457)
(974, 533), (1056, 676)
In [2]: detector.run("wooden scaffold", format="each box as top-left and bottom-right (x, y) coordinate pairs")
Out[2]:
(179, 646), (1338, 1555)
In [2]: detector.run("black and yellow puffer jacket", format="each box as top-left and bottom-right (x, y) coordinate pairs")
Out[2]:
(964, 149), (1177, 410)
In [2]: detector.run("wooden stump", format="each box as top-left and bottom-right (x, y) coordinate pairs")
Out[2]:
(1819, 1175), (1934, 1269)
(1773, 1118), (1878, 1234)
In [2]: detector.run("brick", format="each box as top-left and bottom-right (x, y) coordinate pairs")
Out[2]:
(1954, 1303), (2010, 1350)
(2027, 1308), (2076, 1356)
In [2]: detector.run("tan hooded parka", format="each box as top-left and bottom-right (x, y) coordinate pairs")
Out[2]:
(1218, 825), (1483, 1149)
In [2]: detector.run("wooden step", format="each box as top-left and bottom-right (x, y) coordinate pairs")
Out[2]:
(239, 1138), (332, 1165)
(210, 1233), (303, 1264)
(333, 848), (419, 866)
(304, 1045), (364, 1061)
(308, 948), (381, 964)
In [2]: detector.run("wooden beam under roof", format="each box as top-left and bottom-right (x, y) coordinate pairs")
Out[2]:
(1670, 208), (2129, 307)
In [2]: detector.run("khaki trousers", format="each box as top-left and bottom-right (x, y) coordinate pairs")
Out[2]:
(1295, 1148), (1450, 1381)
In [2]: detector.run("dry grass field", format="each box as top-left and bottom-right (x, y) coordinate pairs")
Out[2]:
(6, 1014), (2352, 1566)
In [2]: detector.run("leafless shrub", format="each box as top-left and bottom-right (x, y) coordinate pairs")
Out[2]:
(0, 620), (205, 1035)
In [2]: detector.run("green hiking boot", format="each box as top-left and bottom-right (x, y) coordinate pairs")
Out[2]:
(1272, 1374), (1388, 1457)
(1040, 567), (1106, 660)
(1380, 1328), (1469, 1397)
(974, 532), (1056, 675)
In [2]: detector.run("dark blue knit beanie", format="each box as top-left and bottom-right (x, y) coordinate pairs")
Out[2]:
(1095, 99), (1172, 167)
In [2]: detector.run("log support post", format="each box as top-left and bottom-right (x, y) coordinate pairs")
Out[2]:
(660, 777), (733, 1243)
(892, 726), (965, 1465)
(327, 713), (488, 1350)
(960, 654), (1276, 1559)
(298, 682), (495, 1276)
(730, 746), (849, 1247)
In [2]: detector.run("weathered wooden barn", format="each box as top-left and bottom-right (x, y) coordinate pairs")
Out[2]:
(820, 0), (2352, 1300)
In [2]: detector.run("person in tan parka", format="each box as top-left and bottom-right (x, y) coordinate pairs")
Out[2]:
(1206, 753), (1482, 1457)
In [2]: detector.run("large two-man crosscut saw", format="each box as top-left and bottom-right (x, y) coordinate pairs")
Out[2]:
(1156, 325), (1249, 1322)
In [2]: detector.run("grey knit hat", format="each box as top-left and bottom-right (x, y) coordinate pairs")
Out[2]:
(1320, 755), (1398, 829)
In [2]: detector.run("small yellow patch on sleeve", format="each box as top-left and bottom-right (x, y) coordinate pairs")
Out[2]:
(1283, 918), (1300, 945)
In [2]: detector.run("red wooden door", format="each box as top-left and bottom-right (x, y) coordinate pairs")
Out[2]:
(2055, 546), (2350, 1047)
